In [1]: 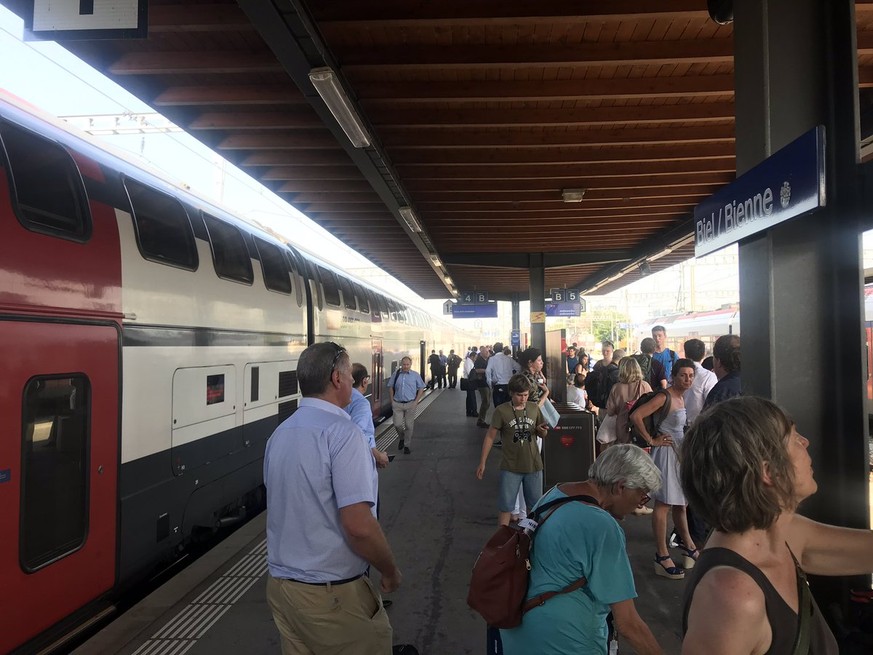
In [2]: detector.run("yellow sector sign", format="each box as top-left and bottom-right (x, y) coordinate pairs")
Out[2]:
(530, 311), (546, 324)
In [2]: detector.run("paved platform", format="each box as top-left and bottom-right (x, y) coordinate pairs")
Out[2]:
(75, 388), (686, 655)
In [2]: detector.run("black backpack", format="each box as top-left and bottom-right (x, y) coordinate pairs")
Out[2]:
(584, 364), (615, 408)
(583, 369), (602, 406)
(627, 389), (671, 447)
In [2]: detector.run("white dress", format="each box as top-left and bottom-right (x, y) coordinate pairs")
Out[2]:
(651, 407), (687, 506)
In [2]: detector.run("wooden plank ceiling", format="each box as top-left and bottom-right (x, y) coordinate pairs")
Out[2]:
(13, 0), (873, 299)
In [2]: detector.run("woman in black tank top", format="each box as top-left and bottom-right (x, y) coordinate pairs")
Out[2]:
(679, 397), (873, 654)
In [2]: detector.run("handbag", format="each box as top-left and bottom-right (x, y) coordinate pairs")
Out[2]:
(460, 377), (470, 391)
(596, 413), (618, 444)
(540, 400), (560, 428)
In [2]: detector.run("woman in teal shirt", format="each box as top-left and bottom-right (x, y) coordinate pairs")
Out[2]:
(500, 445), (666, 655)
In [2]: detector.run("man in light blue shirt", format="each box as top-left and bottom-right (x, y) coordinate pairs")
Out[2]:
(388, 356), (426, 454)
(264, 342), (402, 654)
(346, 362), (390, 472)
(486, 342), (520, 407)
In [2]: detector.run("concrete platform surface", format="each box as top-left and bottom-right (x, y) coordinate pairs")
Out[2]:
(75, 388), (686, 655)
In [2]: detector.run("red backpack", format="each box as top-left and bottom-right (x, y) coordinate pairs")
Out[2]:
(467, 494), (599, 628)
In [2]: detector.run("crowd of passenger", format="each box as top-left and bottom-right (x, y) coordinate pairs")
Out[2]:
(260, 329), (873, 655)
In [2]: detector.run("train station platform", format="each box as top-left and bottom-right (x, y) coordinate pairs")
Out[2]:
(75, 388), (685, 655)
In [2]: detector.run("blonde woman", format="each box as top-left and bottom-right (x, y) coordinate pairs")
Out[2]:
(606, 357), (652, 444)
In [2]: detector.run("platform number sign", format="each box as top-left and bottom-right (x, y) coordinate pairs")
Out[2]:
(460, 291), (488, 305)
(551, 288), (579, 302)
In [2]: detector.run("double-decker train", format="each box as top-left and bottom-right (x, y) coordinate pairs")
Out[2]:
(0, 91), (472, 653)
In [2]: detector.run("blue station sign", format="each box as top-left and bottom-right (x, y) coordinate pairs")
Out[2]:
(452, 303), (498, 318)
(694, 125), (826, 257)
(545, 302), (582, 317)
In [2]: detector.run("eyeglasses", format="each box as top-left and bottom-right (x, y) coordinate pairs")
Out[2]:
(327, 342), (347, 372)
(637, 492), (651, 508)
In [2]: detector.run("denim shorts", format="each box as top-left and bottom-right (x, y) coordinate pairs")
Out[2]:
(498, 469), (543, 513)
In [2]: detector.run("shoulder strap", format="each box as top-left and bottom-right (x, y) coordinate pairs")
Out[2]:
(654, 389), (672, 431)
(787, 545), (812, 655)
(670, 349), (678, 363)
(531, 494), (599, 524)
(391, 370), (401, 393)
(522, 493), (600, 616)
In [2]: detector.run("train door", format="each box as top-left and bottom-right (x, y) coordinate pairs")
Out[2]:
(371, 337), (383, 415)
(0, 319), (119, 653)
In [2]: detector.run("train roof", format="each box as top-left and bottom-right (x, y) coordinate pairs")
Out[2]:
(0, 89), (456, 322)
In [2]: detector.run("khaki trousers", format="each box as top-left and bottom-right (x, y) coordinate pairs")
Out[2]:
(266, 575), (392, 655)
(391, 400), (418, 445)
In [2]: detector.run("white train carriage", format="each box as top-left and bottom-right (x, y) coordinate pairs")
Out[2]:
(0, 90), (471, 653)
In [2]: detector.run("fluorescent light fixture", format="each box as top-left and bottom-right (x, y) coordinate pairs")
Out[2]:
(561, 188), (586, 203)
(443, 275), (453, 284)
(309, 67), (371, 148)
(430, 254), (442, 267)
(398, 206), (423, 233)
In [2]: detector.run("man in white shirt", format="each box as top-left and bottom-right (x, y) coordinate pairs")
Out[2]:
(485, 342), (519, 407)
(682, 338), (718, 423)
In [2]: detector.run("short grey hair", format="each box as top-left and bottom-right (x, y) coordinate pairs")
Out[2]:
(588, 444), (662, 493)
(298, 342), (349, 396)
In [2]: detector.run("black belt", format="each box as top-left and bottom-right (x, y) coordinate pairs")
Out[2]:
(288, 573), (364, 586)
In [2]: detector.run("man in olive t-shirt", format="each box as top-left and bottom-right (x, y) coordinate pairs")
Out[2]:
(475, 374), (548, 526)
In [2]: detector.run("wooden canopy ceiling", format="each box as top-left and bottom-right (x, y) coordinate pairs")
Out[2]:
(10, 0), (873, 299)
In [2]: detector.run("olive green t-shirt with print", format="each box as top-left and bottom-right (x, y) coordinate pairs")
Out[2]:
(491, 401), (544, 473)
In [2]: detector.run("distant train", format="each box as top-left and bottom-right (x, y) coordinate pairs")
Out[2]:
(633, 306), (740, 356)
(0, 91), (472, 653)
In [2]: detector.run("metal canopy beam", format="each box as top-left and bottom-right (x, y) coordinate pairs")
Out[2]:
(442, 250), (632, 268)
(236, 0), (447, 294)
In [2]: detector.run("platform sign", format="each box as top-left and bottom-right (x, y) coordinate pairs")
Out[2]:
(510, 330), (520, 347)
(443, 300), (454, 315)
(694, 125), (826, 257)
(545, 302), (582, 317)
(551, 289), (580, 302)
(530, 311), (546, 324)
(27, 0), (148, 40)
(452, 303), (497, 318)
(459, 291), (488, 305)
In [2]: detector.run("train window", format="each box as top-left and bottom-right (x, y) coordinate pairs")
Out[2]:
(206, 374), (225, 405)
(366, 289), (380, 320)
(202, 212), (253, 284)
(20, 375), (90, 571)
(338, 275), (357, 310)
(278, 398), (298, 423)
(284, 248), (304, 308)
(0, 121), (91, 241)
(251, 366), (259, 403)
(125, 178), (198, 270)
(278, 370), (298, 397)
(317, 265), (341, 307)
(378, 294), (390, 320)
(254, 237), (292, 294)
(353, 283), (370, 314)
